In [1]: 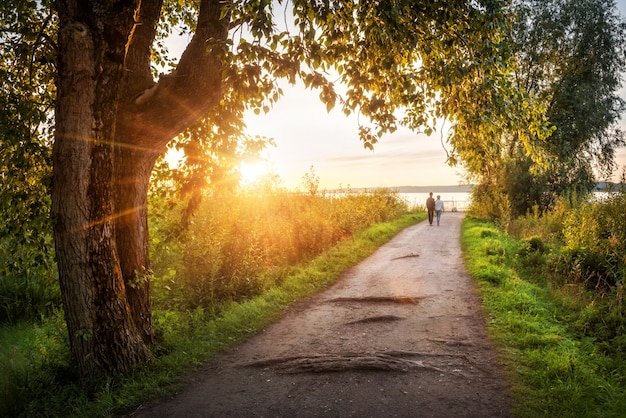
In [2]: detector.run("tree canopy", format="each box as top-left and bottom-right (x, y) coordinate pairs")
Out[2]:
(472, 0), (626, 219)
(150, 0), (557, 170)
(0, 0), (58, 322)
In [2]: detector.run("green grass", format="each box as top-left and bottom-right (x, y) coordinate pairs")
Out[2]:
(0, 212), (425, 417)
(0, 315), (73, 416)
(462, 217), (626, 418)
(7, 213), (626, 417)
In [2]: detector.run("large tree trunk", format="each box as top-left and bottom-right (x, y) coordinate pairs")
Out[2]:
(113, 147), (159, 345)
(53, 0), (228, 380)
(53, 3), (150, 379)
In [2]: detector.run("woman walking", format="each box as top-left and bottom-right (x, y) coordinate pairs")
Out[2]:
(435, 195), (445, 226)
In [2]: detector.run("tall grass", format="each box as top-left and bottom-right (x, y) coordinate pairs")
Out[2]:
(1, 187), (419, 417)
(149, 187), (408, 313)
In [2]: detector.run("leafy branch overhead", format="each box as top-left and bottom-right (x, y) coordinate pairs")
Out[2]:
(158, 0), (553, 166)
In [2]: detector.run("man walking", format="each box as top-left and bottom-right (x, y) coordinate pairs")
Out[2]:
(426, 192), (435, 226)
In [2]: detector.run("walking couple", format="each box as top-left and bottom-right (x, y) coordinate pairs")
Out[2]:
(426, 192), (444, 226)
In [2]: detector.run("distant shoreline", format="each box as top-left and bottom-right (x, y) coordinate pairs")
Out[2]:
(327, 185), (474, 194)
(391, 185), (474, 193)
(327, 182), (618, 194)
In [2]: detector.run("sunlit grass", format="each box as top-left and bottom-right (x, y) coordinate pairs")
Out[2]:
(149, 187), (411, 313)
(462, 216), (626, 417)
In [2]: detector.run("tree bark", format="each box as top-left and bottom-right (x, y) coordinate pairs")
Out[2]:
(53, 0), (228, 379)
(53, 0), (150, 380)
(113, 148), (157, 345)
(52, 18), (99, 379)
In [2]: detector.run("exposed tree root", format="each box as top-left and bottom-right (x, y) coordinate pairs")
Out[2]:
(388, 349), (494, 376)
(347, 315), (405, 324)
(329, 296), (421, 304)
(241, 349), (492, 376)
(384, 350), (469, 359)
(244, 352), (446, 374)
(427, 315), (475, 320)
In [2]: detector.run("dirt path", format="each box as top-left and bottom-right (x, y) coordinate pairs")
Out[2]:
(131, 212), (511, 417)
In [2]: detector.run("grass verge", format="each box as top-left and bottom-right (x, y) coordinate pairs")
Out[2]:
(1, 212), (424, 417)
(461, 217), (626, 418)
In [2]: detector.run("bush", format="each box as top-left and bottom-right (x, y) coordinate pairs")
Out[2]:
(525, 237), (546, 254)
(0, 235), (59, 325)
(516, 236), (547, 258)
(507, 198), (570, 244)
(544, 186), (626, 345)
(467, 182), (511, 227)
(560, 192), (626, 291)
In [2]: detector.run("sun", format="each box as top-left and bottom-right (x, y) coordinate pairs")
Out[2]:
(239, 161), (269, 185)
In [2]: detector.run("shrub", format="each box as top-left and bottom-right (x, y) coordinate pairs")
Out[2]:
(0, 235), (60, 324)
(507, 198), (571, 245)
(517, 236), (546, 257)
(555, 247), (612, 290)
(467, 182), (511, 227)
(561, 193), (626, 291)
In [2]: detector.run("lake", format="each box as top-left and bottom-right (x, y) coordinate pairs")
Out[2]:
(399, 190), (613, 212)
(399, 192), (471, 211)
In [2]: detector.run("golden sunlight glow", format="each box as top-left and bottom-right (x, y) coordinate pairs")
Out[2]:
(239, 161), (270, 185)
(165, 148), (184, 168)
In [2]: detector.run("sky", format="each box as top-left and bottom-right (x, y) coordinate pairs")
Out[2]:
(243, 83), (459, 190)
(239, 0), (626, 190)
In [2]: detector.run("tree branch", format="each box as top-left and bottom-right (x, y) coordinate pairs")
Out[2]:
(116, 0), (230, 152)
(170, 0), (229, 109)
(123, 0), (164, 97)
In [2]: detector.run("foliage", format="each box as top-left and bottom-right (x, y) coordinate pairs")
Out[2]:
(150, 187), (409, 312)
(462, 216), (626, 417)
(558, 186), (626, 293)
(0, 0), (59, 324)
(507, 180), (626, 348)
(515, 0), (626, 181)
(0, 315), (71, 418)
(470, 0), (626, 220)
(507, 195), (575, 244)
(152, 0), (551, 164)
(467, 179), (511, 227)
(1, 211), (423, 417)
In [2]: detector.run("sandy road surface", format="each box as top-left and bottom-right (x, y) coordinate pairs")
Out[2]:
(130, 212), (511, 418)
